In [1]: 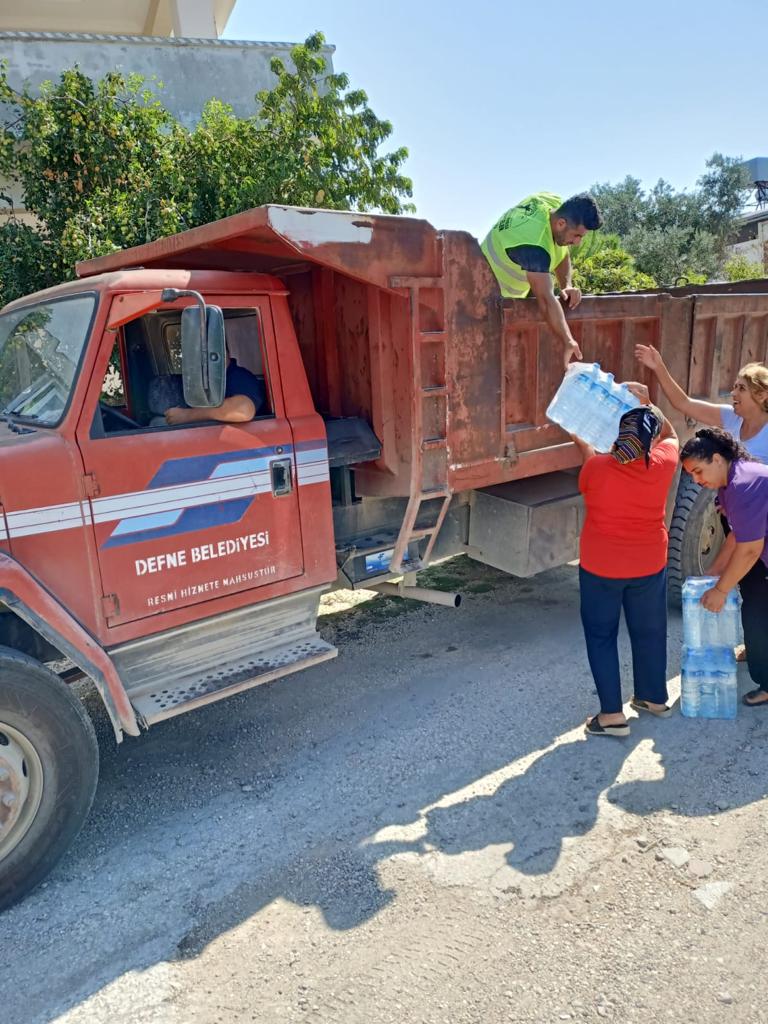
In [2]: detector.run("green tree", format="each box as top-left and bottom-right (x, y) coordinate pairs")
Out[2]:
(694, 153), (753, 243)
(722, 253), (765, 282)
(0, 33), (414, 307)
(591, 176), (646, 238)
(171, 33), (414, 225)
(625, 225), (719, 286)
(571, 233), (657, 293)
(590, 153), (752, 285)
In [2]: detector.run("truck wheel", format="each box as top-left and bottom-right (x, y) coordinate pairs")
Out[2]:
(0, 648), (99, 912)
(667, 472), (724, 606)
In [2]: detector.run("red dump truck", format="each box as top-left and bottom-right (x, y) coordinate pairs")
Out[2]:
(1, 204), (766, 908)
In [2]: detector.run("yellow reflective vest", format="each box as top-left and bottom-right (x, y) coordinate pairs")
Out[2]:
(481, 192), (568, 299)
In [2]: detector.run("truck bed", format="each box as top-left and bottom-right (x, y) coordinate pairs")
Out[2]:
(77, 206), (768, 501)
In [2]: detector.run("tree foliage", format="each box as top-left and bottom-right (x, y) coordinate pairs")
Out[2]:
(722, 253), (765, 282)
(591, 154), (752, 286)
(0, 32), (414, 306)
(571, 233), (656, 293)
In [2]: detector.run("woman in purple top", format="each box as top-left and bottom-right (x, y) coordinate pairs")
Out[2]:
(680, 428), (768, 706)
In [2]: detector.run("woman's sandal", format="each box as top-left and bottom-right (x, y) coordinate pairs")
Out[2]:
(742, 689), (768, 707)
(630, 697), (673, 719)
(585, 714), (630, 738)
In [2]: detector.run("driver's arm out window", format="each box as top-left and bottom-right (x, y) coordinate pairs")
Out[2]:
(164, 310), (274, 417)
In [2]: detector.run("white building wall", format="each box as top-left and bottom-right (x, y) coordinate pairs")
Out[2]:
(728, 219), (768, 270)
(0, 32), (333, 129)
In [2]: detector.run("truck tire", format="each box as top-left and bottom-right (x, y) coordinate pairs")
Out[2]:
(0, 647), (99, 912)
(667, 472), (724, 606)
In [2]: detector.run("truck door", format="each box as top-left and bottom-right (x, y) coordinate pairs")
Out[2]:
(76, 295), (308, 627)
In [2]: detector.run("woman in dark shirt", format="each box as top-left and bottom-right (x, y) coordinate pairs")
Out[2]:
(680, 428), (768, 706)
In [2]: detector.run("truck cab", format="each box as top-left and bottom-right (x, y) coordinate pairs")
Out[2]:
(0, 270), (338, 642)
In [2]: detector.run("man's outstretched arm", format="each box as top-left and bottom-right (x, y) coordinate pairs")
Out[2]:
(527, 271), (582, 369)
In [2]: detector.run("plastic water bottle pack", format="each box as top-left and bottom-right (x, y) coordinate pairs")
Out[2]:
(682, 576), (742, 649)
(546, 361), (640, 453)
(681, 576), (741, 720)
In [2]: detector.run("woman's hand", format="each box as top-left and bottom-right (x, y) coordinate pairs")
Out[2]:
(623, 381), (650, 405)
(701, 586), (727, 613)
(635, 344), (665, 374)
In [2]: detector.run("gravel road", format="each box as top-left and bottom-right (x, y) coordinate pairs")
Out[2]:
(3, 558), (767, 1024)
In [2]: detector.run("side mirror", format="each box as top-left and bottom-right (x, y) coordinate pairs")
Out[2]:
(179, 302), (226, 408)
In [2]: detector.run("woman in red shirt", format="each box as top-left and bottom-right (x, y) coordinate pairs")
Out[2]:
(574, 396), (679, 738)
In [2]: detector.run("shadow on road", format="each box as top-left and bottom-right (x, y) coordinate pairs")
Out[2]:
(3, 561), (767, 1022)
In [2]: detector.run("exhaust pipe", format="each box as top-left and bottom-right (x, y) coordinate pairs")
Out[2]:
(372, 581), (462, 608)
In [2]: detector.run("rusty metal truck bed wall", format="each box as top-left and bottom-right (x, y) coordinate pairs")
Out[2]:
(687, 294), (768, 402)
(74, 206), (768, 499)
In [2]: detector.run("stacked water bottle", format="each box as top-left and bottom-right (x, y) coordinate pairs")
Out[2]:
(546, 362), (640, 452)
(681, 577), (742, 719)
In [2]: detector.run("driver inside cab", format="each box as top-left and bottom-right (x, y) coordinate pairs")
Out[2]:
(164, 356), (266, 425)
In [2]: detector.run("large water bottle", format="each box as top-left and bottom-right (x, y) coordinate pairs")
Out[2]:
(546, 362), (600, 437)
(548, 362), (642, 450)
(568, 370), (600, 438)
(683, 577), (715, 645)
(546, 362), (576, 425)
(594, 391), (626, 452)
(682, 577), (710, 647)
(681, 576), (741, 720)
(683, 576), (741, 648)
(702, 605), (721, 647)
(682, 594), (701, 648)
(579, 380), (608, 447)
(680, 647), (704, 717)
(713, 646), (738, 720)
(578, 374), (608, 447)
(720, 589), (743, 647)
(590, 372), (641, 453)
(698, 648), (718, 718)
(546, 373), (571, 426)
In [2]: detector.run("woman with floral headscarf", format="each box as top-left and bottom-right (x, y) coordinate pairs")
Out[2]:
(569, 392), (679, 738)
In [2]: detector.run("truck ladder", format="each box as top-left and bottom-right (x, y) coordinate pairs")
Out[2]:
(389, 276), (452, 574)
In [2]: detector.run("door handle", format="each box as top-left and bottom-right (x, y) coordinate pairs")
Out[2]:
(270, 457), (293, 496)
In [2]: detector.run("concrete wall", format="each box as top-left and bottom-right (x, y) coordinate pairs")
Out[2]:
(729, 239), (763, 263)
(0, 31), (335, 128)
(728, 219), (768, 270)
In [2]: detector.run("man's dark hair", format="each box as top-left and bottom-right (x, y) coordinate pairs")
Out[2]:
(556, 193), (603, 230)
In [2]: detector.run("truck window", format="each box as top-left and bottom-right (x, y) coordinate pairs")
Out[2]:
(0, 294), (96, 426)
(162, 308), (273, 418)
(100, 340), (126, 407)
(94, 306), (273, 434)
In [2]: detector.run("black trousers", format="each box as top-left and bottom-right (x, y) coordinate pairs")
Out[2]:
(579, 566), (669, 715)
(740, 559), (768, 691)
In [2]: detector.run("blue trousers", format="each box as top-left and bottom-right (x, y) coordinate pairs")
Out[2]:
(579, 566), (669, 714)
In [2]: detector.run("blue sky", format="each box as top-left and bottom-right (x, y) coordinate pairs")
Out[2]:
(225, 0), (765, 238)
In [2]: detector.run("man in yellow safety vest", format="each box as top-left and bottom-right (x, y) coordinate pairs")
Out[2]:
(481, 192), (603, 368)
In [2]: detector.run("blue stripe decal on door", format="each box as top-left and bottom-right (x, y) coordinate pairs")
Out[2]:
(103, 497), (254, 548)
